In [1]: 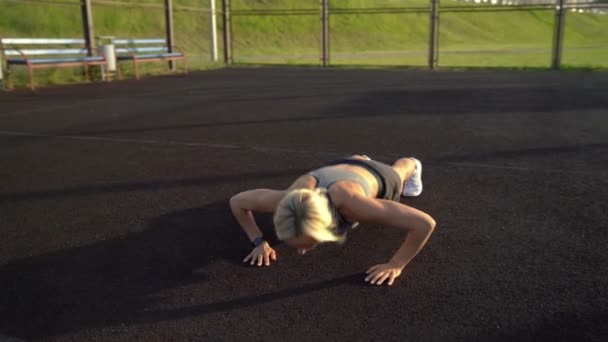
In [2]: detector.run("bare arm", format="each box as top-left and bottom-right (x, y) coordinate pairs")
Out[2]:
(229, 174), (317, 242)
(229, 189), (286, 242)
(340, 195), (436, 270)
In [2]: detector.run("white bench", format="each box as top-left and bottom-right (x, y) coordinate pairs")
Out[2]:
(112, 38), (188, 80)
(0, 38), (108, 90)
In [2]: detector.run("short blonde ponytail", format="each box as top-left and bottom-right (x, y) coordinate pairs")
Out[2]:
(273, 188), (345, 243)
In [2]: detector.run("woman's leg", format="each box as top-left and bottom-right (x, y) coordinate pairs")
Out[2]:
(348, 155), (415, 190)
(391, 158), (416, 189)
(349, 154), (369, 160)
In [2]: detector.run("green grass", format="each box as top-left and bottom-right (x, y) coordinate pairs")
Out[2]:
(1, 0), (607, 88)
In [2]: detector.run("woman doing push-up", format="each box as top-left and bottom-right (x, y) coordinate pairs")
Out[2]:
(229, 155), (436, 286)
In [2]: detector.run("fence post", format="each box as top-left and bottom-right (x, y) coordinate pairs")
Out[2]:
(165, 0), (176, 70)
(320, 0), (329, 67)
(222, 0), (233, 64)
(0, 53), (4, 90)
(428, 0), (439, 70)
(210, 0), (219, 62)
(552, 0), (566, 69)
(81, 0), (95, 56)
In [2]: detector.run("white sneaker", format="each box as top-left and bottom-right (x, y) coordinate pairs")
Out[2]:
(403, 157), (423, 197)
(361, 155), (372, 160)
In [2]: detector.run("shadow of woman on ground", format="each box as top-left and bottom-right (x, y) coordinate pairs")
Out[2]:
(1, 200), (364, 339)
(0, 200), (248, 339)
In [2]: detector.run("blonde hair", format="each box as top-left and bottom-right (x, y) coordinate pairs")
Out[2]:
(273, 188), (345, 244)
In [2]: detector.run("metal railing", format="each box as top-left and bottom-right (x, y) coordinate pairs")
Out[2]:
(1, 0), (607, 71)
(223, 0), (607, 69)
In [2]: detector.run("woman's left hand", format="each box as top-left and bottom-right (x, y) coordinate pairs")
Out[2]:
(365, 262), (403, 286)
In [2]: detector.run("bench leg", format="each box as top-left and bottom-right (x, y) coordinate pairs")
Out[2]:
(84, 64), (90, 82)
(116, 64), (122, 80)
(103, 64), (111, 82)
(28, 66), (35, 91)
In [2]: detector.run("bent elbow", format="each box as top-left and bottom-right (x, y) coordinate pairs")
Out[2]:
(418, 215), (436, 235)
(428, 216), (436, 231)
(408, 215), (435, 235)
(229, 194), (243, 210)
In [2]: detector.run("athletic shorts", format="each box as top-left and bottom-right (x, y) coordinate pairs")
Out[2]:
(324, 157), (403, 202)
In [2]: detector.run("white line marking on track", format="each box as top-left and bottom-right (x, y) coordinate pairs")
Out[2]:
(0, 130), (605, 176)
(0, 130), (340, 156)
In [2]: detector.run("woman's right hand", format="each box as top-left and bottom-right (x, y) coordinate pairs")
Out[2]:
(243, 242), (277, 267)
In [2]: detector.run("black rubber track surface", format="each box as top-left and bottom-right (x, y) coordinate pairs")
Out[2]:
(1, 67), (607, 341)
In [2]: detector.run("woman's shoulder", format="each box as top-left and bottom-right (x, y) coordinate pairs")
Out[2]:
(329, 180), (370, 201)
(328, 186), (368, 224)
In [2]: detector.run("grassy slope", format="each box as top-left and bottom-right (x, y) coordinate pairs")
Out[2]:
(1, 0), (607, 86)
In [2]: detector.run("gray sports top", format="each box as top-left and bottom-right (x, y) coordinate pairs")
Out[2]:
(308, 166), (373, 197)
